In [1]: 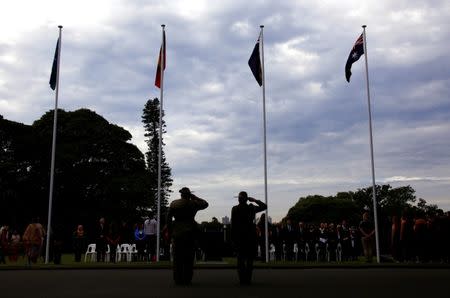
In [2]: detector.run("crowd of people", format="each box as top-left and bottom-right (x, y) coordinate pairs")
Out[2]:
(0, 215), (160, 265)
(1, 210), (449, 266)
(0, 218), (46, 265)
(73, 216), (159, 263)
(257, 210), (450, 263)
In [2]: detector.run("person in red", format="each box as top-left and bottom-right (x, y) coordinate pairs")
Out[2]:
(231, 191), (267, 285)
(0, 225), (9, 264)
(22, 218), (45, 266)
(391, 215), (401, 262)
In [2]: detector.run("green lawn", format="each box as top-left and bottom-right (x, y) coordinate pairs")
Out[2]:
(1, 254), (447, 269)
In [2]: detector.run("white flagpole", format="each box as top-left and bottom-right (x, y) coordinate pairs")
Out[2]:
(260, 25), (269, 263)
(45, 25), (62, 264)
(156, 24), (165, 262)
(362, 25), (380, 263)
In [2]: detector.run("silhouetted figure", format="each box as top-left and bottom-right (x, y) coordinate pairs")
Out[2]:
(144, 215), (157, 261)
(167, 187), (208, 285)
(231, 191), (267, 285)
(390, 216), (401, 262)
(73, 225), (87, 262)
(257, 214), (267, 262)
(359, 212), (375, 263)
(400, 212), (414, 262)
(282, 219), (296, 261)
(51, 224), (64, 264)
(95, 217), (107, 262)
(338, 220), (351, 261)
(106, 222), (121, 263)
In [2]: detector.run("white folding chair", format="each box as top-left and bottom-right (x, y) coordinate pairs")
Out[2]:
(293, 243), (299, 261)
(105, 244), (111, 262)
(130, 243), (138, 261)
(305, 243), (310, 261)
(337, 243), (342, 262)
(117, 244), (132, 262)
(269, 244), (276, 261)
(84, 244), (96, 262)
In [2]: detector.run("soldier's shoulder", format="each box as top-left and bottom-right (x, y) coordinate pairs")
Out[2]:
(170, 199), (184, 207)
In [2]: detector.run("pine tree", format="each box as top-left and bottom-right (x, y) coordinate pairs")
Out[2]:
(142, 98), (172, 219)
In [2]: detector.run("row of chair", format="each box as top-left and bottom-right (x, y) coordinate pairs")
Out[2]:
(84, 243), (138, 262)
(264, 243), (344, 262)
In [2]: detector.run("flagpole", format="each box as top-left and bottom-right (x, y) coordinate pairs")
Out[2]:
(362, 25), (380, 263)
(260, 25), (269, 263)
(156, 24), (165, 262)
(45, 25), (62, 264)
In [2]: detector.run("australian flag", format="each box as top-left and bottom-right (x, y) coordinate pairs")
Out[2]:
(345, 33), (364, 82)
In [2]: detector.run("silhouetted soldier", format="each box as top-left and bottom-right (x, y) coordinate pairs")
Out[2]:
(231, 191), (267, 285)
(167, 187), (208, 285)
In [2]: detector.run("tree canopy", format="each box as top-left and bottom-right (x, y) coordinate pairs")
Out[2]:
(0, 109), (150, 231)
(286, 184), (442, 225)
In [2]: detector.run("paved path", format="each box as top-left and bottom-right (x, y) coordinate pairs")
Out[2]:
(1, 268), (449, 297)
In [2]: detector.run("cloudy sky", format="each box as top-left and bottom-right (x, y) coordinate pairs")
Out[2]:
(1, 0), (449, 222)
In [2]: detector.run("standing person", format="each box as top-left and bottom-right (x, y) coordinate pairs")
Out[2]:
(271, 223), (283, 261)
(134, 223), (147, 261)
(50, 224), (64, 265)
(231, 191), (267, 285)
(413, 212), (428, 263)
(399, 211), (414, 262)
(95, 217), (107, 262)
(22, 218), (45, 265)
(106, 222), (121, 263)
(391, 215), (401, 262)
(256, 214), (267, 262)
(9, 230), (21, 263)
(359, 212), (375, 263)
(338, 220), (351, 261)
(144, 215), (158, 262)
(73, 225), (87, 262)
(282, 219), (296, 261)
(296, 222), (306, 261)
(166, 187), (208, 285)
(0, 225), (9, 264)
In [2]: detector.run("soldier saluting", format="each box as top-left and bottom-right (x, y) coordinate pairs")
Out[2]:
(231, 191), (267, 285)
(166, 187), (208, 285)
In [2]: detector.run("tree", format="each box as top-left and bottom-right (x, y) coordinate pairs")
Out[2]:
(0, 117), (37, 227)
(142, 98), (173, 220)
(0, 109), (150, 235)
(352, 184), (417, 216)
(416, 198), (442, 215)
(286, 195), (360, 224)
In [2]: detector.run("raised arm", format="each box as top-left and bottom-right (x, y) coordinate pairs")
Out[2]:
(248, 197), (267, 213)
(190, 194), (209, 211)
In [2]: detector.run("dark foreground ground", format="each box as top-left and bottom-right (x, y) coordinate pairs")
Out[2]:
(1, 268), (449, 298)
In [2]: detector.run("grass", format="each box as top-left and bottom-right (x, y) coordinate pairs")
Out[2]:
(1, 255), (448, 270)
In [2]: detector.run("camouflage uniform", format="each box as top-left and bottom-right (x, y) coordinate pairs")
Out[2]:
(167, 188), (208, 285)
